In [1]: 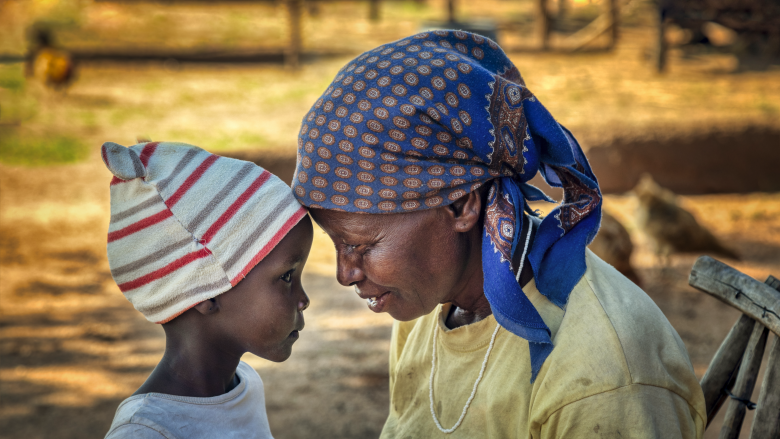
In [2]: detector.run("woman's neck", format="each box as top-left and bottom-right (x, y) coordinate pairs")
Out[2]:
(445, 213), (536, 330)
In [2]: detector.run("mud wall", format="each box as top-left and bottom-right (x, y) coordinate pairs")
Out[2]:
(224, 126), (780, 196)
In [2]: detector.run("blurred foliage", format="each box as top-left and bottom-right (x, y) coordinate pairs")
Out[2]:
(0, 73), (25, 92)
(0, 65), (38, 123)
(0, 129), (89, 166)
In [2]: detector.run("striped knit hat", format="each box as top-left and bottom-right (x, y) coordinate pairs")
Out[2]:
(102, 141), (307, 324)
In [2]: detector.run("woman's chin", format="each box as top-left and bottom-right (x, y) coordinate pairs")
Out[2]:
(384, 299), (435, 322)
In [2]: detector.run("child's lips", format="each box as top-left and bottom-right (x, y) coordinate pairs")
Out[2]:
(289, 320), (304, 339)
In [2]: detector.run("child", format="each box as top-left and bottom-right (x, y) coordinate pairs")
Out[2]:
(100, 141), (311, 439)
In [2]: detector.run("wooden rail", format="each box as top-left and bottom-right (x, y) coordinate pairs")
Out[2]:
(699, 313), (755, 426)
(689, 256), (780, 438)
(538, 0), (630, 51)
(91, 0), (406, 68)
(751, 334), (780, 438)
(689, 257), (780, 337)
(719, 322), (769, 438)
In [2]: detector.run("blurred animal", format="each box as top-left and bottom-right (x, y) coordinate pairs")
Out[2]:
(25, 28), (75, 90)
(633, 174), (739, 263)
(590, 211), (642, 286)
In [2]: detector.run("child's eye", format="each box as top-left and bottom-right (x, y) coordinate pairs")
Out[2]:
(280, 270), (294, 283)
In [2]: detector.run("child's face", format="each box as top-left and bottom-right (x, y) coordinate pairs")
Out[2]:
(216, 215), (313, 362)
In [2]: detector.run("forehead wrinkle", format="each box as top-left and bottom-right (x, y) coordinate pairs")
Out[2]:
(322, 212), (384, 240)
(317, 209), (439, 245)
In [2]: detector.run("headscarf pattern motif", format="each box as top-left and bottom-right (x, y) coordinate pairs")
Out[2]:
(292, 30), (601, 381)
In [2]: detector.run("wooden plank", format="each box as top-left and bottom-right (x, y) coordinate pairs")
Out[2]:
(700, 313), (756, 426)
(767, 275), (780, 291)
(750, 335), (780, 438)
(69, 49), (285, 63)
(564, 0), (638, 52)
(719, 322), (769, 439)
(689, 256), (780, 338)
(749, 276), (780, 439)
(565, 12), (611, 51)
(701, 276), (780, 427)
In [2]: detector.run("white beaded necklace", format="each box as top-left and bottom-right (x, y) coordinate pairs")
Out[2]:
(429, 216), (533, 434)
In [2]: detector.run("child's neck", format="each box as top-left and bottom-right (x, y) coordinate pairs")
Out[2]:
(134, 322), (242, 398)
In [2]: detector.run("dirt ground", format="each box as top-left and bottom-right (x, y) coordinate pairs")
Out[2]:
(2, 0), (780, 437)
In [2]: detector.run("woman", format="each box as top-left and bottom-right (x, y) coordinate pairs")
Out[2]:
(292, 31), (705, 438)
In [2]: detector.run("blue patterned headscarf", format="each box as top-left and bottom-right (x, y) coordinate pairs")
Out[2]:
(292, 30), (601, 381)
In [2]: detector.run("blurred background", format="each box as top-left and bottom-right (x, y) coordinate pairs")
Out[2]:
(0, 0), (778, 438)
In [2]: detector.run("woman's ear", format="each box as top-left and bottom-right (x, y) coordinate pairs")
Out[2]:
(446, 189), (483, 233)
(193, 297), (220, 316)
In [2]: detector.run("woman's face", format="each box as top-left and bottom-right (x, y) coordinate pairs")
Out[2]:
(311, 207), (480, 321)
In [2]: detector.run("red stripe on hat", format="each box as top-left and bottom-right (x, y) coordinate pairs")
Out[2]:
(139, 142), (159, 166)
(107, 209), (173, 243)
(230, 207), (307, 286)
(166, 155), (219, 207)
(110, 176), (127, 186)
(118, 247), (210, 292)
(101, 144), (109, 167)
(201, 171), (272, 244)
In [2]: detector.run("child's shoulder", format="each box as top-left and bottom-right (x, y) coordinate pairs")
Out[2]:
(105, 362), (272, 439)
(104, 395), (167, 439)
(105, 423), (167, 439)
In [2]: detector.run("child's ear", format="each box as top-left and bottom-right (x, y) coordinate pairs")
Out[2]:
(193, 297), (219, 316)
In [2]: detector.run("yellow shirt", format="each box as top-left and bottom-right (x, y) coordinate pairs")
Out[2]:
(381, 250), (706, 439)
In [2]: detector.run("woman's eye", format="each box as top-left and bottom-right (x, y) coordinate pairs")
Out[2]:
(281, 270), (294, 283)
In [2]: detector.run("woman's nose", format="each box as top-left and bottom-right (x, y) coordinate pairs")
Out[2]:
(336, 252), (365, 287)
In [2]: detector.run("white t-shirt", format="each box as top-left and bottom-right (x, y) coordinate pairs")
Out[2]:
(105, 361), (274, 439)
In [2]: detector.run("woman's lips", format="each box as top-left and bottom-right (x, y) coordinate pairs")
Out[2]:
(366, 292), (390, 313)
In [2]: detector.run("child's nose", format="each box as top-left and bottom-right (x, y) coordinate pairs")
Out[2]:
(298, 290), (310, 312)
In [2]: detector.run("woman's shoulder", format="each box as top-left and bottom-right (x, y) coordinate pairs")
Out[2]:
(530, 250), (705, 424)
(578, 249), (694, 385)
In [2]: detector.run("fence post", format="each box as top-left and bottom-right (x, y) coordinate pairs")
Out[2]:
(286, 0), (302, 69)
(369, 0), (380, 22)
(447, 0), (456, 23)
(607, 0), (619, 49)
(537, 0), (551, 50)
(656, 6), (667, 72)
